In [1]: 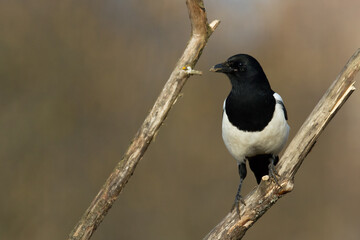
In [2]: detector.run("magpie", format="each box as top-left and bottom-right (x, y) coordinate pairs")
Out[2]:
(210, 54), (290, 211)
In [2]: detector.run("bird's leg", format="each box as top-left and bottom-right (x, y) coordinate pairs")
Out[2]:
(268, 155), (281, 186)
(232, 161), (247, 214)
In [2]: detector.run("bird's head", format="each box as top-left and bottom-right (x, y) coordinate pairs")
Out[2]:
(210, 54), (265, 79)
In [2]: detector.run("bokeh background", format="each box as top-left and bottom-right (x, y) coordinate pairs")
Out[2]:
(1, 0), (360, 239)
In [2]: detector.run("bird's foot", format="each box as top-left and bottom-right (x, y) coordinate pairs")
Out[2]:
(268, 161), (281, 187)
(231, 194), (246, 215)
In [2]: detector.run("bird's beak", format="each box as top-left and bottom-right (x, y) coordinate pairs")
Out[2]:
(209, 62), (232, 73)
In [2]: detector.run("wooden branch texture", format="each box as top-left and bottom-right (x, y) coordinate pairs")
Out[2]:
(68, 1), (219, 240)
(204, 48), (360, 240)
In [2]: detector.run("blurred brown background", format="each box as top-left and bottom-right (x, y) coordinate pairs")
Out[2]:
(1, 0), (360, 239)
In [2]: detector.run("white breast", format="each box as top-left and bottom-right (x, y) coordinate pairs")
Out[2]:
(222, 93), (290, 163)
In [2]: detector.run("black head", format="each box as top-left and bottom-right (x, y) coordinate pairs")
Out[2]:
(210, 54), (276, 132)
(210, 54), (266, 80)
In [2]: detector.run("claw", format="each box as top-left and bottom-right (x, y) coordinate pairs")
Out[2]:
(268, 158), (281, 187)
(232, 195), (246, 214)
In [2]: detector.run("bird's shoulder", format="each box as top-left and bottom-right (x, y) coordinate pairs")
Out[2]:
(273, 92), (288, 120)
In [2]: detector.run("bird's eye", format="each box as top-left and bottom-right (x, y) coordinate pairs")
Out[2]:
(238, 63), (247, 72)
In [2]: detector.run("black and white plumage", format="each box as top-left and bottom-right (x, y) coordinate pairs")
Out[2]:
(210, 54), (290, 209)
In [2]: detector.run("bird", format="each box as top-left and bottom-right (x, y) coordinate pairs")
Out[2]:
(209, 54), (290, 212)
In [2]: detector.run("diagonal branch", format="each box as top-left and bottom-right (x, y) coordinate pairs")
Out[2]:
(67, 1), (220, 240)
(204, 48), (360, 240)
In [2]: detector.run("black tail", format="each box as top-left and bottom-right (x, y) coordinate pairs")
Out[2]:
(248, 154), (279, 184)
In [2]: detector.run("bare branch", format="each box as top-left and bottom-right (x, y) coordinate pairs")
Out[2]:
(204, 49), (360, 240)
(67, 1), (219, 240)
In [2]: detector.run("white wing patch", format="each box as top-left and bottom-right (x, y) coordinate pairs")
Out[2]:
(273, 92), (283, 103)
(273, 92), (288, 120)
